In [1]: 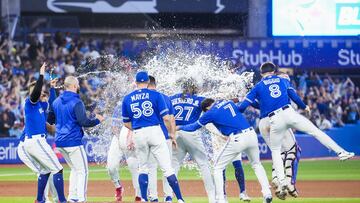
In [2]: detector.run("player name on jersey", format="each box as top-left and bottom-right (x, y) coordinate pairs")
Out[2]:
(171, 97), (200, 106)
(130, 92), (150, 102)
(263, 78), (280, 85)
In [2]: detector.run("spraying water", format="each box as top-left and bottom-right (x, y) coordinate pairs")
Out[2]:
(77, 48), (254, 167)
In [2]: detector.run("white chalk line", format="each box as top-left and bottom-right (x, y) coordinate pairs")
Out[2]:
(0, 168), (107, 177)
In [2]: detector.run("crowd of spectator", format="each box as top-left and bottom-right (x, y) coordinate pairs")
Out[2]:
(0, 32), (359, 137)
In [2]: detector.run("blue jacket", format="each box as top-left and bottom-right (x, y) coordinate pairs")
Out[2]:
(52, 91), (100, 147)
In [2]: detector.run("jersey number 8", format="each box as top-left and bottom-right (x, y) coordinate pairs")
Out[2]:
(269, 84), (282, 98)
(130, 101), (154, 118)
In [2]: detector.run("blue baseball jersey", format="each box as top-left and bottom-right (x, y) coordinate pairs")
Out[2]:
(238, 75), (306, 118)
(24, 98), (49, 136)
(122, 88), (169, 130)
(180, 100), (251, 136)
(170, 93), (205, 126)
(159, 93), (174, 139)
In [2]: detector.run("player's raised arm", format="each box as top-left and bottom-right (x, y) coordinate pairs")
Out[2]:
(29, 62), (46, 103)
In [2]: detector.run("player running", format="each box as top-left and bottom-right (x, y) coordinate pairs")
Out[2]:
(147, 75), (177, 202)
(238, 62), (355, 200)
(168, 78), (215, 203)
(122, 71), (185, 203)
(52, 76), (105, 203)
(179, 98), (273, 203)
(21, 63), (67, 203)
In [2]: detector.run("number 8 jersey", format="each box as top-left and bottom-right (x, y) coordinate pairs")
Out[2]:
(170, 93), (205, 126)
(240, 75), (306, 118)
(122, 88), (169, 129)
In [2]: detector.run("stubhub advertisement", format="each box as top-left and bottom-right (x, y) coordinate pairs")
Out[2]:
(272, 0), (360, 36)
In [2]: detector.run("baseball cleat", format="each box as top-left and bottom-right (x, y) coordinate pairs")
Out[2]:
(338, 151), (355, 161)
(275, 185), (287, 200)
(287, 184), (299, 198)
(150, 198), (159, 202)
(164, 196), (172, 203)
(178, 199), (185, 203)
(239, 192), (251, 202)
(263, 196), (272, 203)
(135, 196), (142, 202)
(115, 186), (124, 201)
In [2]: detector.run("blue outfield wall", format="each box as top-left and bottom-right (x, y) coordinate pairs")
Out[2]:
(0, 122), (359, 164)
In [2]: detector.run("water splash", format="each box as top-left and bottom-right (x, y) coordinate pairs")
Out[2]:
(79, 47), (254, 168)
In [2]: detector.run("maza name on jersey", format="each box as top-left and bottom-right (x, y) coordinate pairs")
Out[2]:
(131, 93), (150, 102)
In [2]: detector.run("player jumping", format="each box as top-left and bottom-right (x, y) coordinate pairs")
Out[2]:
(238, 62), (355, 200)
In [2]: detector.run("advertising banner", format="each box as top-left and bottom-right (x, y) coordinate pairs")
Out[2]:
(272, 0), (360, 36)
(124, 39), (360, 69)
(1, 121), (359, 164)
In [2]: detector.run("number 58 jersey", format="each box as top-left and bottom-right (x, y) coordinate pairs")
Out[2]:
(170, 93), (205, 126)
(122, 88), (169, 130)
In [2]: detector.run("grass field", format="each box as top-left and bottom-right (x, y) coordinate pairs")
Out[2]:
(1, 159), (360, 203)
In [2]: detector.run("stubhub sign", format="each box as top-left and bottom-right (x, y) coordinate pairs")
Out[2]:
(223, 40), (360, 68)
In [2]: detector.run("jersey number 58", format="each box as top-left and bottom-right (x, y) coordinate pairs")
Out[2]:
(130, 101), (154, 118)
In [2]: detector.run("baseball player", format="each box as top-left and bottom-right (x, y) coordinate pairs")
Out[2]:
(21, 63), (67, 203)
(52, 76), (105, 203)
(258, 71), (301, 197)
(168, 78), (216, 203)
(122, 71), (184, 202)
(238, 62), (355, 200)
(147, 75), (176, 202)
(179, 98), (273, 203)
(106, 104), (141, 202)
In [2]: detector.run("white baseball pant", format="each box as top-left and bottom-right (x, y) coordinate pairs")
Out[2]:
(213, 129), (271, 203)
(166, 130), (215, 203)
(259, 116), (297, 185)
(148, 139), (173, 200)
(57, 145), (88, 202)
(107, 126), (141, 197)
(17, 141), (59, 203)
(132, 125), (174, 177)
(268, 106), (345, 187)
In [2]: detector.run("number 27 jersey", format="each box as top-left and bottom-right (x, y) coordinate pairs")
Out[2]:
(170, 93), (205, 126)
(122, 88), (169, 129)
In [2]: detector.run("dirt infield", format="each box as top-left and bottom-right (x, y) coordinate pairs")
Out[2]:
(1, 180), (359, 198)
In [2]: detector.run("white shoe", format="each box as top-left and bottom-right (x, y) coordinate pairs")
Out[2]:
(338, 151), (355, 161)
(287, 184), (299, 198)
(239, 192), (251, 202)
(178, 199), (185, 203)
(275, 185), (287, 200)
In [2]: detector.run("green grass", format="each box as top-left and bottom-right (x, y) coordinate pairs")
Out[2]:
(1, 159), (359, 202)
(0, 197), (360, 203)
(1, 159), (360, 181)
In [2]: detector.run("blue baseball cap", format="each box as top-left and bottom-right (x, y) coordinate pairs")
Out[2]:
(135, 71), (149, 82)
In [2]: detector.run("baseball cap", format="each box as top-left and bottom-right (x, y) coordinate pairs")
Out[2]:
(136, 71), (149, 82)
